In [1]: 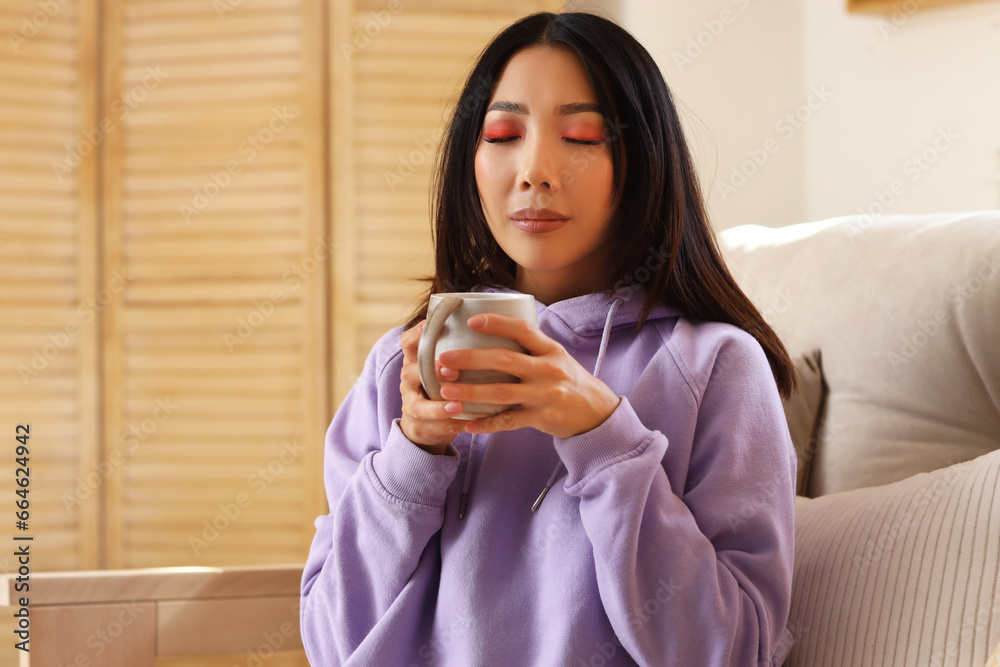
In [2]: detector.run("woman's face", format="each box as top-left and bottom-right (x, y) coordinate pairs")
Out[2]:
(474, 46), (616, 303)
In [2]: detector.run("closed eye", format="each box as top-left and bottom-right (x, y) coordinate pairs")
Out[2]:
(483, 136), (604, 145)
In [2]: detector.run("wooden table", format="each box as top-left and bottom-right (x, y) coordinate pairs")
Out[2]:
(0, 564), (303, 666)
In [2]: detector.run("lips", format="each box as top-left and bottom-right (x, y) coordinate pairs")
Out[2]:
(510, 208), (568, 233)
(512, 219), (567, 233)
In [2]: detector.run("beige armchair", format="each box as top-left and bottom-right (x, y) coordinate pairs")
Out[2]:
(719, 210), (1000, 667)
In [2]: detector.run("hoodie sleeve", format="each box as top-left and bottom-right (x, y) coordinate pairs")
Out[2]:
(552, 332), (796, 667)
(299, 333), (461, 665)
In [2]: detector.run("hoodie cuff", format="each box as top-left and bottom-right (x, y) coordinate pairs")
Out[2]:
(553, 396), (659, 489)
(369, 419), (460, 509)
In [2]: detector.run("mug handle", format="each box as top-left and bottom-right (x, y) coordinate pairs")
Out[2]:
(417, 295), (463, 401)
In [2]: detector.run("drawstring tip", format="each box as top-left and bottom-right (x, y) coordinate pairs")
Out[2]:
(531, 486), (551, 512)
(458, 493), (469, 520)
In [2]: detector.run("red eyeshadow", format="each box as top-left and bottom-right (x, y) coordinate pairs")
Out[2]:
(564, 122), (604, 141)
(483, 121), (520, 139)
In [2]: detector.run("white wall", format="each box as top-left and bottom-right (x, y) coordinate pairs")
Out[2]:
(590, 0), (1000, 230)
(804, 1), (1000, 224)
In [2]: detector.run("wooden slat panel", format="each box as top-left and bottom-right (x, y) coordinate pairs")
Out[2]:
(102, 0), (326, 581)
(0, 0), (97, 591)
(0, 7), (99, 663)
(329, 0), (357, 409)
(123, 0), (302, 20)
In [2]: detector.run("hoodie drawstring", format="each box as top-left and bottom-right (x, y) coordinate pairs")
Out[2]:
(458, 434), (478, 520)
(457, 296), (626, 520)
(530, 296), (625, 513)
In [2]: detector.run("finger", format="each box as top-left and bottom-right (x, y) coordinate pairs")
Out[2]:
(464, 406), (531, 435)
(465, 314), (553, 356)
(400, 365), (433, 401)
(437, 359), (460, 381)
(400, 378), (465, 420)
(400, 360), (421, 390)
(400, 320), (425, 361)
(413, 398), (466, 421)
(400, 358), (458, 390)
(438, 347), (533, 379)
(400, 403), (468, 442)
(407, 416), (468, 442)
(439, 379), (535, 407)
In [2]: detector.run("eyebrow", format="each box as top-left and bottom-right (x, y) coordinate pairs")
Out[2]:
(485, 101), (602, 116)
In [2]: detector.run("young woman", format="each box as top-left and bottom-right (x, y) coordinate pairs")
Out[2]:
(301, 11), (798, 666)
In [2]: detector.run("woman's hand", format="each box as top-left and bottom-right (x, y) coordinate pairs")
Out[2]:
(437, 314), (621, 439)
(399, 320), (468, 455)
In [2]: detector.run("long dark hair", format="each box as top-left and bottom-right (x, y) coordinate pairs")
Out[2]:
(405, 11), (796, 399)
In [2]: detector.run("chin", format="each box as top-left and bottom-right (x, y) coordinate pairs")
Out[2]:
(503, 247), (569, 271)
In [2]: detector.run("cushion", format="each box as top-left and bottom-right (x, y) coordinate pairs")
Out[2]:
(782, 350), (826, 496)
(718, 211), (1000, 495)
(782, 448), (1000, 666)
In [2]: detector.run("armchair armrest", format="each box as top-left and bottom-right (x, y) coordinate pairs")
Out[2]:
(0, 564), (303, 666)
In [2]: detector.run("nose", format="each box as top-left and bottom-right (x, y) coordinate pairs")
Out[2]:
(519, 133), (560, 193)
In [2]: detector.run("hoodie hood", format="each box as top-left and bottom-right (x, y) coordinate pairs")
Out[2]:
(470, 284), (683, 349)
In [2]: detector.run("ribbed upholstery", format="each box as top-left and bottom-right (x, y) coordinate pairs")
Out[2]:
(786, 448), (1000, 666)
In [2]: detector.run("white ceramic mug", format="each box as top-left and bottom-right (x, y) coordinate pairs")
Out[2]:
(417, 292), (538, 420)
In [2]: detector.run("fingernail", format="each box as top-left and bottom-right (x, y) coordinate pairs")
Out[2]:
(468, 315), (486, 328)
(441, 366), (459, 380)
(440, 350), (457, 364)
(444, 401), (463, 413)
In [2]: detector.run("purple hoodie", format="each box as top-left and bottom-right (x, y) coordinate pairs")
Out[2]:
(300, 285), (796, 666)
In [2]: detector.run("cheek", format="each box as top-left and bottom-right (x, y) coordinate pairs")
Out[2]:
(474, 147), (513, 211)
(576, 153), (614, 206)
(474, 149), (504, 231)
(474, 149), (496, 198)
